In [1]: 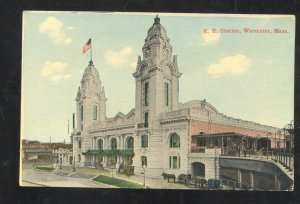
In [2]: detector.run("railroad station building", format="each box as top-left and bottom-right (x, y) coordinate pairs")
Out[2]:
(70, 16), (287, 178)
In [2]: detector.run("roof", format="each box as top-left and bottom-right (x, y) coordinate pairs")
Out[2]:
(192, 132), (246, 138)
(182, 100), (219, 114)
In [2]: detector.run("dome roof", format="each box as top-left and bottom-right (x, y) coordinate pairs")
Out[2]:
(81, 60), (102, 94)
(83, 60), (99, 78)
(146, 16), (168, 41)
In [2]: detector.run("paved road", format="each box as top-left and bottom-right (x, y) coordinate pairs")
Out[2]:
(21, 168), (193, 189)
(21, 169), (113, 188)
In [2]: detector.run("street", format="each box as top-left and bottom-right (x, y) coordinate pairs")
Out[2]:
(21, 168), (193, 189)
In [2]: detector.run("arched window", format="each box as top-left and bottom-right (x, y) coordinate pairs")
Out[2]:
(170, 133), (180, 148)
(111, 138), (117, 150)
(97, 139), (103, 150)
(126, 137), (134, 149)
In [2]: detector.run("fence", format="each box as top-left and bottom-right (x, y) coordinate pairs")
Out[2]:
(221, 149), (294, 172)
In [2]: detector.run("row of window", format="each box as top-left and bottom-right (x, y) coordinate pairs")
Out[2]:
(90, 133), (180, 150)
(94, 137), (134, 150)
(141, 133), (180, 148)
(143, 81), (170, 107)
(80, 105), (98, 121)
(140, 156), (180, 169)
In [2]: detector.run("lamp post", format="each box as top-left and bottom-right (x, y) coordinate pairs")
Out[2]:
(289, 120), (294, 153)
(143, 165), (146, 187)
(266, 132), (271, 159)
(73, 139), (76, 172)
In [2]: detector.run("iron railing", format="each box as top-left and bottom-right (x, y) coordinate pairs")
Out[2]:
(83, 149), (134, 157)
(220, 149), (294, 172)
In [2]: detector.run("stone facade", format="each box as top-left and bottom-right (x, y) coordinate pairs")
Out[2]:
(70, 16), (283, 178)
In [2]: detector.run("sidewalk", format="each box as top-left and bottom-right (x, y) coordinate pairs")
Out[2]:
(59, 165), (193, 189)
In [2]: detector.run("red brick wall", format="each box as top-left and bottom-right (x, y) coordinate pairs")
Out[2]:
(190, 120), (285, 148)
(191, 120), (272, 137)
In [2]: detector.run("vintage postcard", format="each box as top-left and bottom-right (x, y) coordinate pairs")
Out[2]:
(20, 12), (294, 190)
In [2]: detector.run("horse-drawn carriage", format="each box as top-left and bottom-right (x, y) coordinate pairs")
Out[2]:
(177, 174), (192, 184)
(162, 172), (208, 189)
(118, 164), (134, 177)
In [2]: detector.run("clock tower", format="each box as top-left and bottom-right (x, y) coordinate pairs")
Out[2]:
(133, 16), (182, 127)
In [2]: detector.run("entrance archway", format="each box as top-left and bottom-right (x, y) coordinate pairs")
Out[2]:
(192, 162), (205, 177)
(69, 156), (73, 165)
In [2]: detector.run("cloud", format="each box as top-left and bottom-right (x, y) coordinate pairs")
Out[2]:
(207, 54), (251, 78)
(41, 61), (67, 76)
(41, 61), (71, 82)
(51, 74), (62, 82)
(39, 16), (72, 44)
(105, 47), (133, 67)
(202, 31), (220, 45)
(67, 26), (75, 30)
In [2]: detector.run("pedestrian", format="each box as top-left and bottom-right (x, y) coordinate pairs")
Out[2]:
(243, 148), (246, 157)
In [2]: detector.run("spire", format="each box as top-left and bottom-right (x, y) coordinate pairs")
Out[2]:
(154, 15), (160, 25)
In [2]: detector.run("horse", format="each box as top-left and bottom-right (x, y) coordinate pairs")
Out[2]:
(193, 176), (202, 187)
(200, 178), (208, 188)
(167, 174), (176, 183)
(161, 172), (176, 182)
(162, 172), (168, 180)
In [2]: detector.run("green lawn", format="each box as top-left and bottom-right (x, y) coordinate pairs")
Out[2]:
(34, 166), (55, 171)
(93, 175), (144, 188)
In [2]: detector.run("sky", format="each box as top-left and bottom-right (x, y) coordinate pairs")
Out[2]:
(21, 12), (295, 143)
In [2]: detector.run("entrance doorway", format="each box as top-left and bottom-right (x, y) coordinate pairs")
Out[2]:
(69, 156), (73, 165)
(192, 162), (205, 177)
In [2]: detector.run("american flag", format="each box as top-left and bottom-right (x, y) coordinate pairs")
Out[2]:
(82, 38), (91, 54)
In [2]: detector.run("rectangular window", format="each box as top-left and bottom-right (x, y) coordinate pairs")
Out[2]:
(78, 140), (82, 149)
(80, 105), (83, 121)
(173, 156), (177, 169)
(72, 113), (75, 129)
(141, 135), (148, 148)
(93, 105), (97, 120)
(164, 82), (169, 106)
(141, 156), (147, 167)
(169, 156), (180, 169)
(144, 112), (148, 127)
(144, 82), (149, 106)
